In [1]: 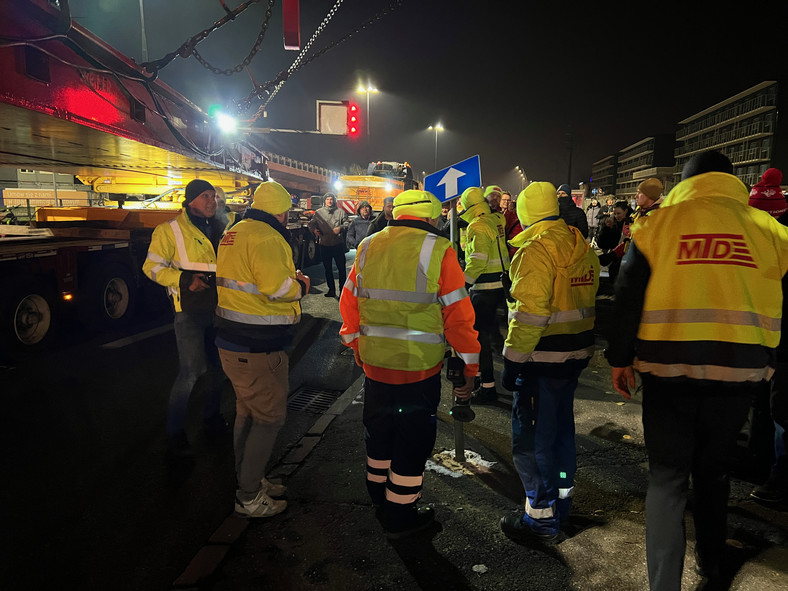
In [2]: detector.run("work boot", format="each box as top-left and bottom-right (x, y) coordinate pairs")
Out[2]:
(472, 386), (498, 405)
(385, 507), (435, 540)
(750, 478), (788, 503)
(235, 488), (287, 518)
(693, 548), (722, 581)
(261, 477), (287, 497)
(500, 513), (559, 543)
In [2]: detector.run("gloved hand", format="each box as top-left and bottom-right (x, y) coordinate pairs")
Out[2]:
(501, 358), (526, 391)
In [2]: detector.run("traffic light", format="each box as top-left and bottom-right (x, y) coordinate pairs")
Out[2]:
(347, 101), (360, 138)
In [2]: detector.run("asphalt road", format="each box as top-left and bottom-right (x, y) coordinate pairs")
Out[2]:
(2, 253), (787, 590)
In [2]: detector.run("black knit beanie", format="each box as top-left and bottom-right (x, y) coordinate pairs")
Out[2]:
(681, 151), (733, 181)
(183, 179), (215, 206)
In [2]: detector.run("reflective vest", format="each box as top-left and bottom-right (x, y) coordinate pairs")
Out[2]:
(632, 172), (788, 382)
(215, 218), (302, 326)
(352, 225), (451, 371)
(143, 212), (217, 312)
(464, 211), (510, 289)
(504, 219), (599, 364)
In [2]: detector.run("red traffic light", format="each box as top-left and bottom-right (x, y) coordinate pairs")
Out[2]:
(346, 101), (360, 137)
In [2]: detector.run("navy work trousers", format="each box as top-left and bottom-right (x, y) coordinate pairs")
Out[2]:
(362, 373), (441, 529)
(470, 287), (505, 384)
(511, 368), (580, 528)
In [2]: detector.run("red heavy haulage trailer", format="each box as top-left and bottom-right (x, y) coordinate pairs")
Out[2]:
(0, 0), (267, 358)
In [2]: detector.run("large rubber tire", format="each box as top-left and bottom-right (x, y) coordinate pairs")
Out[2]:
(81, 262), (137, 331)
(304, 238), (318, 267)
(0, 278), (57, 360)
(291, 238), (303, 269)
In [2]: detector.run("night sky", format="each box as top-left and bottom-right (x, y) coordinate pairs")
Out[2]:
(69, 0), (786, 193)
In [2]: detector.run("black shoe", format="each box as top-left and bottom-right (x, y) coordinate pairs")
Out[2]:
(385, 507), (435, 540)
(694, 549), (721, 580)
(500, 514), (559, 543)
(750, 479), (788, 503)
(472, 386), (498, 405)
(324, 291), (336, 298)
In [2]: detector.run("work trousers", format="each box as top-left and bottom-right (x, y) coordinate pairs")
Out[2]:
(470, 287), (505, 384)
(766, 361), (788, 484)
(511, 368), (580, 532)
(641, 376), (756, 591)
(167, 311), (225, 438)
(363, 373), (441, 529)
(218, 349), (288, 500)
(320, 243), (347, 295)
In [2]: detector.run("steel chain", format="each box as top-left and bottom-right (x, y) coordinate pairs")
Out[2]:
(192, 0), (275, 75)
(238, 0), (403, 114)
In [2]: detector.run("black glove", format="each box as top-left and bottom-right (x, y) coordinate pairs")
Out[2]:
(501, 357), (526, 391)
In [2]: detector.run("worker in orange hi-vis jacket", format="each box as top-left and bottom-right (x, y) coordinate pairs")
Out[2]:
(339, 189), (480, 540)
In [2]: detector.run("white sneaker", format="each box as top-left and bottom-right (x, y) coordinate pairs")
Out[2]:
(261, 477), (287, 497)
(235, 488), (287, 518)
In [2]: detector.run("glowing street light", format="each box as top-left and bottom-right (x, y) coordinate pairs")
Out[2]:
(428, 123), (444, 170)
(515, 165), (528, 190)
(215, 112), (238, 134)
(356, 83), (378, 153)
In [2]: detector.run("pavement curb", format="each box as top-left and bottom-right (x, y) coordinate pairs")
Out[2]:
(170, 371), (365, 589)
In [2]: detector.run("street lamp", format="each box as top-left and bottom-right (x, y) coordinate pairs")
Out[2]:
(428, 123), (444, 170)
(356, 83), (378, 155)
(515, 165), (528, 191)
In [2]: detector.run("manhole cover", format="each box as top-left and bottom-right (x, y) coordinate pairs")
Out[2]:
(287, 386), (341, 414)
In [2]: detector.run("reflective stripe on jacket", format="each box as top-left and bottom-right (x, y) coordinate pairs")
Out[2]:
(464, 211), (510, 289)
(503, 219), (599, 364)
(630, 171), (788, 382)
(215, 218), (302, 326)
(142, 212), (217, 312)
(339, 218), (480, 384)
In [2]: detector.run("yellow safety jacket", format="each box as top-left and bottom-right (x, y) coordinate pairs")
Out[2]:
(215, 217), (302, 326)
(464, 211), (510, 289)
(504, 219), (599, 365)
(631, 171), (788, 382)
(143, 211), (217, 313)
(351, 223), (453, 372)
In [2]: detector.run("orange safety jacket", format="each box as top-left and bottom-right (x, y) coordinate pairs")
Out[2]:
(339, 216), (480, 384)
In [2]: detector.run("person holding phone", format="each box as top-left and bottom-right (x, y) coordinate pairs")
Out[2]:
(143, 179), (229, 460)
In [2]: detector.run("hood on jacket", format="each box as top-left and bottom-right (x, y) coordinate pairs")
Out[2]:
(661, 171), (749, 208)
(322, 192), (338, 210)
(510, 218), (592, 270)
(356, 199), (372, 218)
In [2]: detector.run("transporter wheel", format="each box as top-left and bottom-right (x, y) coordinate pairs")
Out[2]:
(0, 278), (57, 360)
(82, 262), (137, 330)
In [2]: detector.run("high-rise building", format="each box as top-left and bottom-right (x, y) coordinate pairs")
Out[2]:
(674, 81), (785, 187)
(615, 135), (675, 199)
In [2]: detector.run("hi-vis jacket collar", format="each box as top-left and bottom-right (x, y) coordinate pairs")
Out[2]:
(662, 172), (749, 208)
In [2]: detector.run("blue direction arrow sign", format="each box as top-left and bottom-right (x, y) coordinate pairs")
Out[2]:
(424, 155), (481, 203)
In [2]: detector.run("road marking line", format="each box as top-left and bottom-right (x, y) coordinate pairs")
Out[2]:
(100, 325), (172, 349)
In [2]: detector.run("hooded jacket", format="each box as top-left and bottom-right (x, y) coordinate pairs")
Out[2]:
(462, 202), (509, 289)
(608, 171), (788, 384)
(308, 196), (349, 247)
(503, 219), (599, 372)
(345, 200), (373, 249)
(586, 201), (602, 228)
(558, 196), (589, 238)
